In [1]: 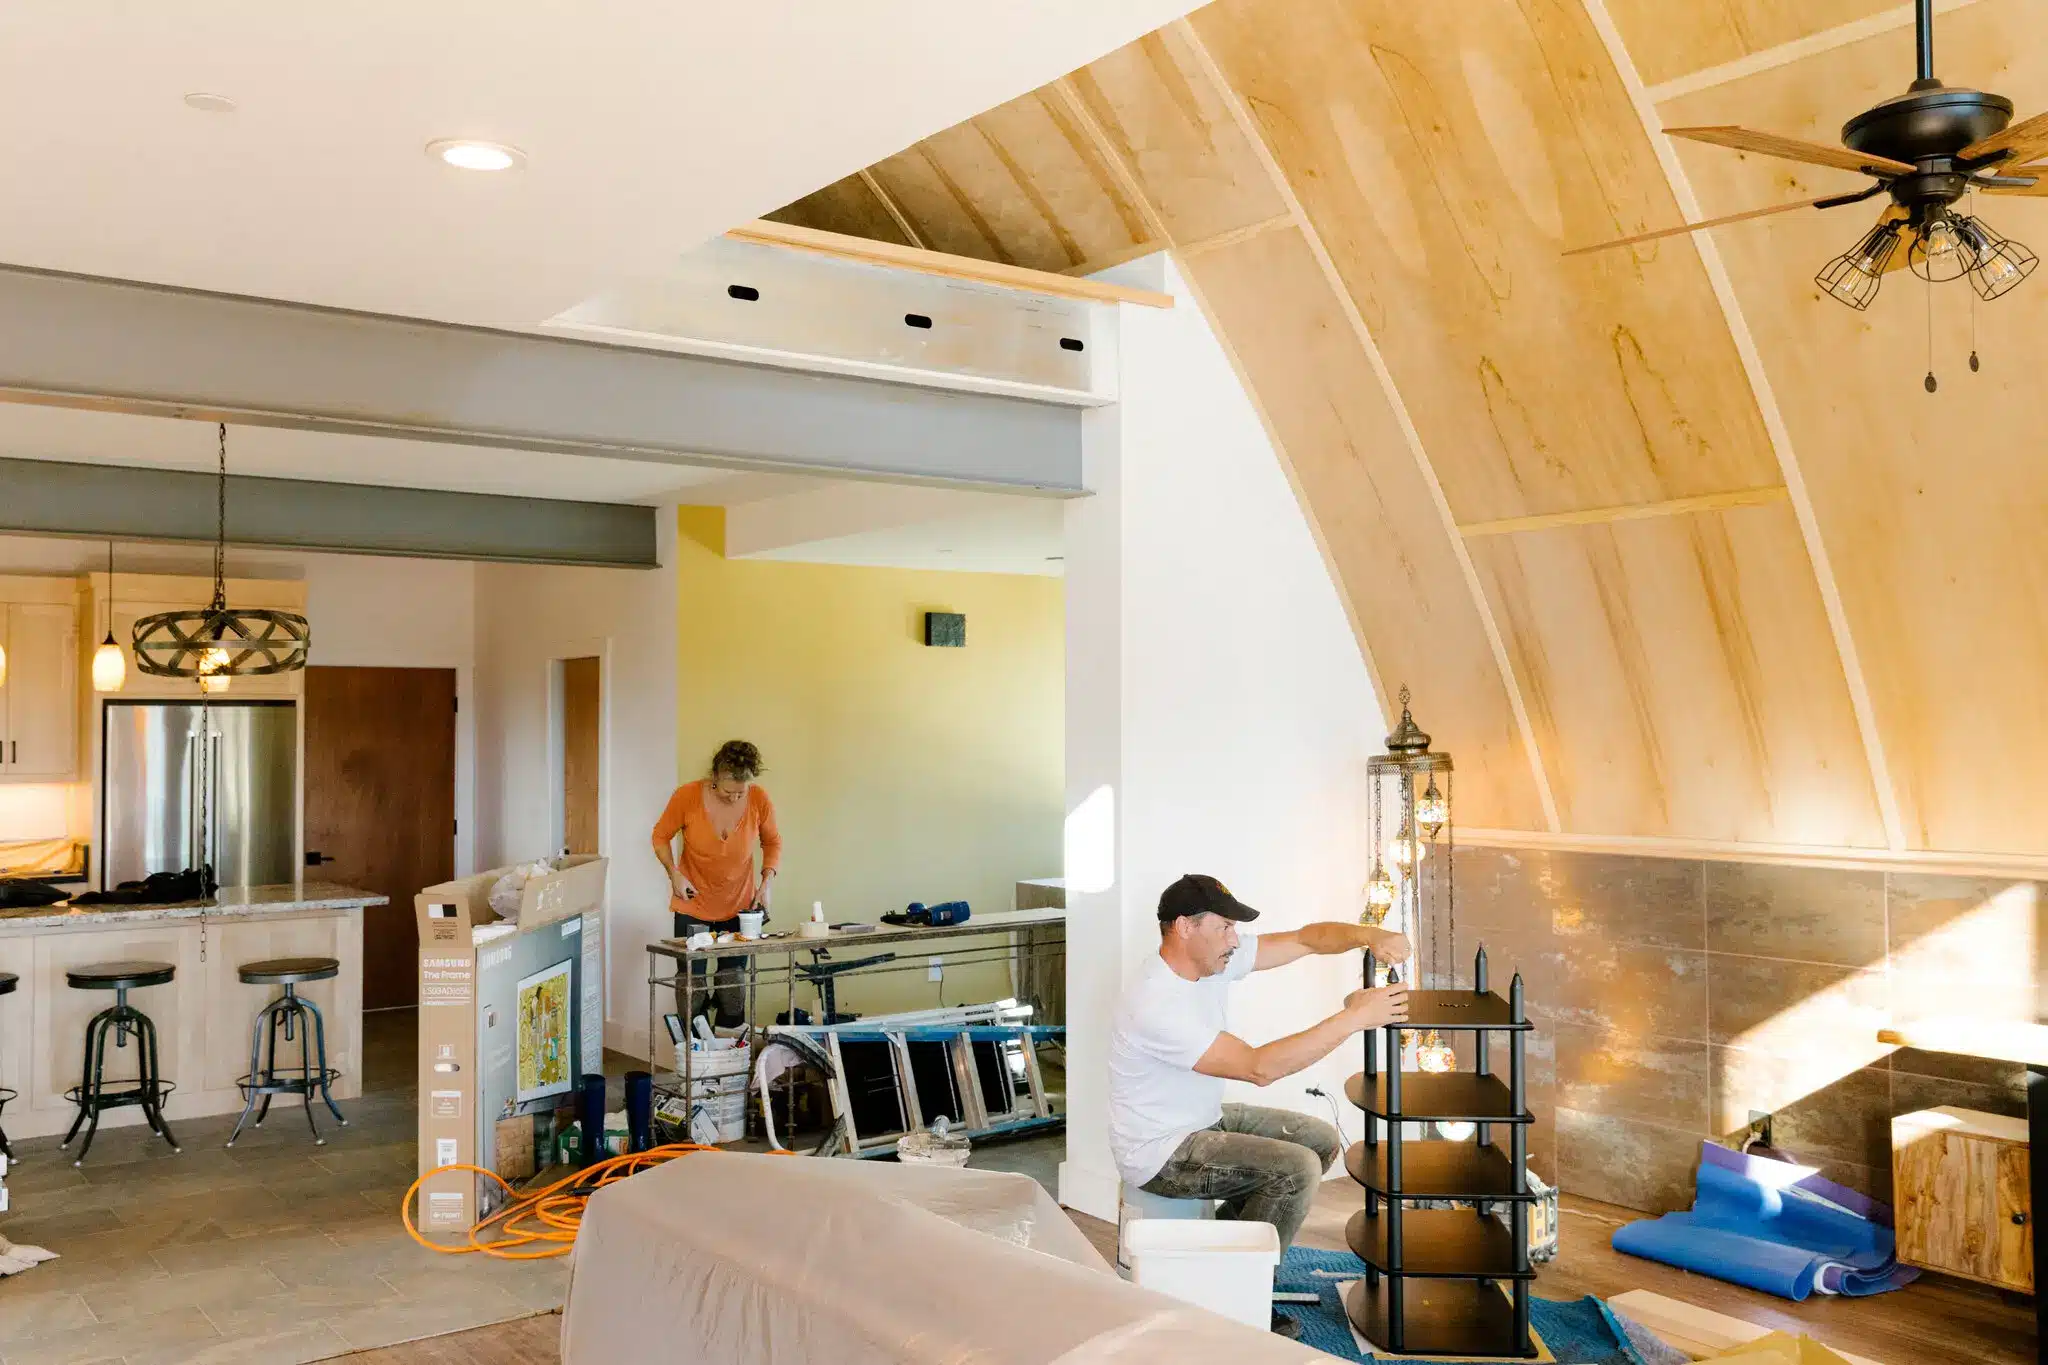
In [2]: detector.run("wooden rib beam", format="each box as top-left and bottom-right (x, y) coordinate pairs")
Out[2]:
(725, 219), (1174, 308)
(1177, 213), (1297, 259)
(1174, 15), (1563, 834)
(1581, 0), (1908, 852)
(1458, 487), (1789, 538)
(857, 168), (926, 250)
(1643, 0), (1991, 105)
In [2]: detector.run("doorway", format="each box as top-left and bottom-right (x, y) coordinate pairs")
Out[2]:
(561, 656), (601, 857)
(305, 666), (457, 1011)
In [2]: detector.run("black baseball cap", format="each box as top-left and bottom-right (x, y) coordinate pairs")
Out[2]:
(1158, 874), (1261, 924)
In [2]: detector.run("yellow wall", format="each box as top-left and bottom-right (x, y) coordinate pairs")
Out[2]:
(673, 507), (1062, 1016)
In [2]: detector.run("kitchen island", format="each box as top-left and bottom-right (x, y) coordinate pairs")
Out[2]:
(0, 882), (383, 1142)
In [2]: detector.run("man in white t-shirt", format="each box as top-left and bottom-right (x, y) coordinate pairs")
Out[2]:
(1108, 874), (1410, 1334)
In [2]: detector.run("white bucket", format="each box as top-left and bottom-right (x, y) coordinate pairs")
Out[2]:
(685, 1039), (750, 1079)
(1122, 1218), (1279, 1331)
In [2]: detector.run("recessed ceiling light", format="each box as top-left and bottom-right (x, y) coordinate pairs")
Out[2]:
(183, 92), (237, 114)
(426, 138), (526, 172)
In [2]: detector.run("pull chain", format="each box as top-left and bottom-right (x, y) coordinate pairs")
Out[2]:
(1924, 272), (1938, 393)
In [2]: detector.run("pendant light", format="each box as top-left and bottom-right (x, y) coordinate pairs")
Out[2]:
(132, 423), (309, 688)
(91, 541), (126, 693)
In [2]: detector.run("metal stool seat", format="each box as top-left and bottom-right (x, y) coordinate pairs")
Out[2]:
(62, 960), (179, 1166)
(238, 957), (341, 987)
(65, 961), (176, 990)
(0, 971), (16, 1159)
(227, 955), (345, 1147)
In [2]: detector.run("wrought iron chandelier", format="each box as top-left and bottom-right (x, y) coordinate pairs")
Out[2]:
(132, 423), (310, 687)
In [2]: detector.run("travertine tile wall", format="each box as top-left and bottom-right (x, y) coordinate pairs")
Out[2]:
(1427, 847), (2042, 1213)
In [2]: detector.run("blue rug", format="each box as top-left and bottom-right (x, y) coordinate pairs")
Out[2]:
(1276, 1247), (1649, 1363)
(1612, 1143), (1917, 1299)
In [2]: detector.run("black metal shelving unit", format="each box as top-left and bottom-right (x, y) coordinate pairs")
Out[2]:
(1344, 943), (1540, 1359)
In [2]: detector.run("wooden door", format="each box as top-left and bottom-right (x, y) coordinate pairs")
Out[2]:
(3, 602), (79, 778)
(562, 656), (600, 856)
(305, 666), (456, 1011)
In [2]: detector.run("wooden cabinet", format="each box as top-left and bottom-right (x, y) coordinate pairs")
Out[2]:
(1893, 1106), (2032, 1291)
(1, 599), (80, 780)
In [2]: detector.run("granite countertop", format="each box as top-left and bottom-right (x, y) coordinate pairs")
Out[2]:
(0, 881), (388, 929)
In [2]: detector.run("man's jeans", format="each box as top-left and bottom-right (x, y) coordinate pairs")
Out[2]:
(1139, 1103), (1342, 1255)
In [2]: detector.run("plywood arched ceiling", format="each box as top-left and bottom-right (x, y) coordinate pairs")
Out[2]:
(769, 0), (2048, 866)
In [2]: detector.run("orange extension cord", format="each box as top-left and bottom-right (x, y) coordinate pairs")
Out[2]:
(401, 1143), (725, 1259)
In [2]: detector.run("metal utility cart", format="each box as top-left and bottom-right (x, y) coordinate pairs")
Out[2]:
(1344, 945), (1540, 1360)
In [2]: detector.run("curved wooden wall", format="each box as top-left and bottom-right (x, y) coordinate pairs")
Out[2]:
(770, 0), (2048, 867)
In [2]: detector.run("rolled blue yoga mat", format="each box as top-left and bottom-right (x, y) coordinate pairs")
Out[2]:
(1612, 1142), (1916, 1299)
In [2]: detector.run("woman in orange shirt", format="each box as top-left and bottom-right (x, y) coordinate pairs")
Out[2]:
(651, 740), (784, 1028)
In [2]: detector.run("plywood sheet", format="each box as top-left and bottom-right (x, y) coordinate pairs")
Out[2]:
(1606, 0), (1897, 92)
(864, 91), (1148, 273)
(1066, 28), (1290, 245)
(1186, 225), (1547, 830)
(1190, 0), (1784, 525)
(1661, 0), (2048, 854)
(1467, 503), (1886, 844)
(765, 174), (916, 247)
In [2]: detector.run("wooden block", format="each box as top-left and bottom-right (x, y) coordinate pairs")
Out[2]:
(1606, 1292), (1887, 1365)
(494, 1116), (536, 1181)
(1892, 1108), (2033, 1291)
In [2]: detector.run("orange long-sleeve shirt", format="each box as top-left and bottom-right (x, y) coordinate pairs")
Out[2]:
(651, 780), (782, 923)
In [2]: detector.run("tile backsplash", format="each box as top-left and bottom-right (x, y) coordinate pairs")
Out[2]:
(1427, 846), (2042, 1213)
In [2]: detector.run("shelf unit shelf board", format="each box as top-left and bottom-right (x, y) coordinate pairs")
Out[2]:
(1343, 1276), (1548, 1360)
(1345, 1207), (1536, 1280)
(1345, 1070), (1534, 1123)
(1344, 1138), (1541, 1200)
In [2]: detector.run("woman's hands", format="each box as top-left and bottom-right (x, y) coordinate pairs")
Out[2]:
(670, 868), (698, 903)
(756, 872), (775, 913)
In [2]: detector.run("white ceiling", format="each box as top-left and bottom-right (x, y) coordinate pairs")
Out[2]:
(0, 0), (1201, 330)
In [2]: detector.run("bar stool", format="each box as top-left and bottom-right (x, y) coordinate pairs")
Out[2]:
(0, 971), (17, 1160)
(226, 956), (346, 1147)
(62, 960), (179, 1166)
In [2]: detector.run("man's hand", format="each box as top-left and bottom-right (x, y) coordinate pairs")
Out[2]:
(1344, 984), (1410, 1030)
(1367, 928), (1413, 966)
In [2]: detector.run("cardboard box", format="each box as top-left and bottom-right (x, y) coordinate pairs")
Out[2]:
(415, 856), (607, 1238)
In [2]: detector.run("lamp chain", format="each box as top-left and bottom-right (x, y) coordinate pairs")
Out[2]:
(213, 423), (228, 610)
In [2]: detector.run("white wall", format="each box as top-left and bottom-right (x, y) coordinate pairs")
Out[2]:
(473, 511), (679, 1058)
(1059, 255), (1385, 1220)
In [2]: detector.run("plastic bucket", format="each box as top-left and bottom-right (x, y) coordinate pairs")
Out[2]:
(1122, 1218), (1279, 1330)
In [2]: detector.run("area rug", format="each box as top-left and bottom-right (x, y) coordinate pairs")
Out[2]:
(1275, 1247), (1650, 1363)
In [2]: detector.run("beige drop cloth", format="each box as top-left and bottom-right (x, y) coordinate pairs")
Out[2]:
(561, 1152), (1323, 1365)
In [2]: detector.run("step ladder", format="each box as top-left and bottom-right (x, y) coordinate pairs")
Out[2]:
(767, 1001), (1064, 1156)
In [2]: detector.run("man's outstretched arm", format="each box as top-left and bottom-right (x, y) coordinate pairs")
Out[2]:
(1192, 984), (1410, 1086)
(1254, 922), (1412, 972)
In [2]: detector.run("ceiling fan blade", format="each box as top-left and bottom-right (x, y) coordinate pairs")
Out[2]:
(1960, 111), (2048, 167)
(1980, 164), (2048, 195)
(1563, 195), (1844, 257)
(1666, 125), (1914, 177)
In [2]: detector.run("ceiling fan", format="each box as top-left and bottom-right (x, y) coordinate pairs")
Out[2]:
(1568, 0), (2043, 310)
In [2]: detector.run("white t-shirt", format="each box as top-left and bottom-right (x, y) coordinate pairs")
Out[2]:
(1107, 931), (1260, 1188)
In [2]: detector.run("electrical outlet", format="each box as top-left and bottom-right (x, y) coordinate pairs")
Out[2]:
(928, 955), (943, 982)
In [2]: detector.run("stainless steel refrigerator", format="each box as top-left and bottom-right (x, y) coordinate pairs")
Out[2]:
(102, 701), (297, 889)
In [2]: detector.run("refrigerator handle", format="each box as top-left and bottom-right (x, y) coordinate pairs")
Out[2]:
(185, 731), (201, 871)
(209, 730), (223, 876)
